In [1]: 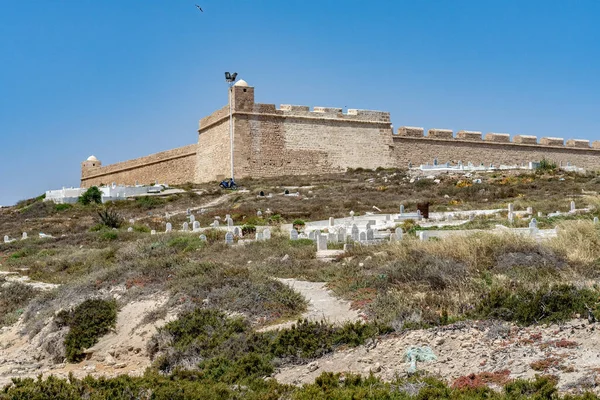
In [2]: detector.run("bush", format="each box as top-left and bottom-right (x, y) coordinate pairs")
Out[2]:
(242, 224), (256, 235)
(57, 299), (117, 362)
(537, 157), (557, 172)
(54, 203), (72, 212)
(97, 207), (123, 229)
(292, 219), (306, 230)
(0, 282), (38, 327)
(79, 186), (102, 205)
(474, 284), (600, 325)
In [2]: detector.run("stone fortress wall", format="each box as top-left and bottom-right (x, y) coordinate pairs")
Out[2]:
(81, 81), (600, 187)
(81, 144), (197, 187)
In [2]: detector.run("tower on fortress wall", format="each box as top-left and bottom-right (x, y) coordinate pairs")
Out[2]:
(196, 80), (395, 183)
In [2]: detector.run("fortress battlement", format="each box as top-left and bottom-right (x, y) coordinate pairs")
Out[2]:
(82, 80), (600, 188)
(394, 126), (599, 150)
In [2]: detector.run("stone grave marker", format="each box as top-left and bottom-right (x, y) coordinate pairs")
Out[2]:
(308, 231), (316, 241)
(359, 231), (366, 242)
(595, 217), (599, 224)
(570, 201), (576, 213)
(527, 207), (533, 214)
(21, 232), (28, 240)
(193, 221), (201, 231)
(233, 226), (241, 236)
(400, 204), (405, 214)
(317, 235), (327, 251)
(395, 227), (403, 240)
(186, 208), (191, 216)
(190, 215), (195, 223)
(337, 227), (346, 243)
(129, 218), (135, 225)
(151, 230), (156, 235)
(199, 234), (207, 241)
(418, 231), (429, 241)
(227, 218), (234, 228)
(182, 222), (189, 231)
(263, 228), (271, 240)
(507, 203), (514, 213)
(329, 217), (335, 227)
(366, 228), (374, 241)
(257, 210), (263, 217)
(127, 227), (133, 232)
(225, 232), (234, 245)
(256, 232), (264, 241)
(351, 224), (359, 241)
(327, 233), (337, 243)
(529, 218), (538, 235)
(166, 223), (172, 233)
(290, 229), (299, 240)
(213, 219), (219, 227)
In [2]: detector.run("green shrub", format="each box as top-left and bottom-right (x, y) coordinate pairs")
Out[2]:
(97, 207), (123, 229)
(79, 186), (102, 205)
(100, 231), (118, 241)
(132, 224), (151, 233)
(135, 196), (165, 209)
(474, 284), (600, 325)
(57, 299), (117, 362)
(537, 157), (557, 172)
(167, 235), (204, 252)
(0, 282), (37, 327)
(54, 203), (73, 212)
(242, 224), (256, 235)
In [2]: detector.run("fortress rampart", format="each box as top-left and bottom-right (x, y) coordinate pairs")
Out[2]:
(81, 81), (600, 187)
(81, 144), (197, 187)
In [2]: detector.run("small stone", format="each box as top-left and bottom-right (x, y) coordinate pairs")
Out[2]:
(114, 362), (126, 369)
(307, 362), (319, 372)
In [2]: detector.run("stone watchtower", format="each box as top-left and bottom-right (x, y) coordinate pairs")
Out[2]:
(81, 156), (102, 186)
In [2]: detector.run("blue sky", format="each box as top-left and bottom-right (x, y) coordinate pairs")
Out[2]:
(1, 1), (599, 205)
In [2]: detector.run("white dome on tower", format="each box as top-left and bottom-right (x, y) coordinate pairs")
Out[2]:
(86, 155), (98, 161)
(234, 79), (249, 87)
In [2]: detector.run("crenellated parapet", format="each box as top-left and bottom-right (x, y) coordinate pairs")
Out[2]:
(394, 127), (595, 150)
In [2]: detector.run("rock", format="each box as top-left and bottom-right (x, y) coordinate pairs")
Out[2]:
(114, 363), (126, 369)
(281, 254), (290, 262)
(371, 363), (382, 373)
(307, 362), (319, 372)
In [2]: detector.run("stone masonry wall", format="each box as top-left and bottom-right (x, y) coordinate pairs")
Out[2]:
(80, 144), (197, 187)
(391, 136), (600, 169)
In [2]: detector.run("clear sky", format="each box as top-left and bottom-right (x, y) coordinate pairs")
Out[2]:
(1, 1), (599, 206)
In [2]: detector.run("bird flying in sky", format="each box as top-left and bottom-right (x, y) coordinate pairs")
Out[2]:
(195, 4), (203, 12)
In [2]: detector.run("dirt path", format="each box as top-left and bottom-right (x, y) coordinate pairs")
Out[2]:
(260, 278), (361, 332)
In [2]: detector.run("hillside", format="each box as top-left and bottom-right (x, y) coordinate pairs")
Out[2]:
(1, 168), (600, 399)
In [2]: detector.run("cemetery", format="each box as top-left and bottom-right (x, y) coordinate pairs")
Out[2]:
(2, 168), (600, 396)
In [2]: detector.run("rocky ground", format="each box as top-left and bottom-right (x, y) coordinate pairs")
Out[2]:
(1, 277), (599, 394)
(275, 317), (600, 394)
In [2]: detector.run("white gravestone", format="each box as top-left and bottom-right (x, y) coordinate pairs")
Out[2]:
(395, 227), (403, 240)
(351, 225), (359, 241)
(151, 230), (157, 235)
(418, 231), (429, 241)
(366, 228), (374, 241)
(595, 217), (599, 225)
(529, 218), (538, 235)
(127, 227), (133, 232)
(317, 235), (328, 251)
(328, 233), (337, 243)
(359, 231), (367, 242)
(193, 221), (201, 231)
(256, 232), (264, 241)
(182, 222), (189, 231)
(21, 232), (28, 240)
(329, 217), (335, 227)
(199, 234), (207, 241)
(400, 204), (405, 215)
(570, 201), (576, 213)
(190, 215), (195, 223)
(290, 229), (299, 240)
(166, 223), (172, 233)
(233, 226), (241, 236)
(263, 228), (271, 240)
(225, 232), (234, 245)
